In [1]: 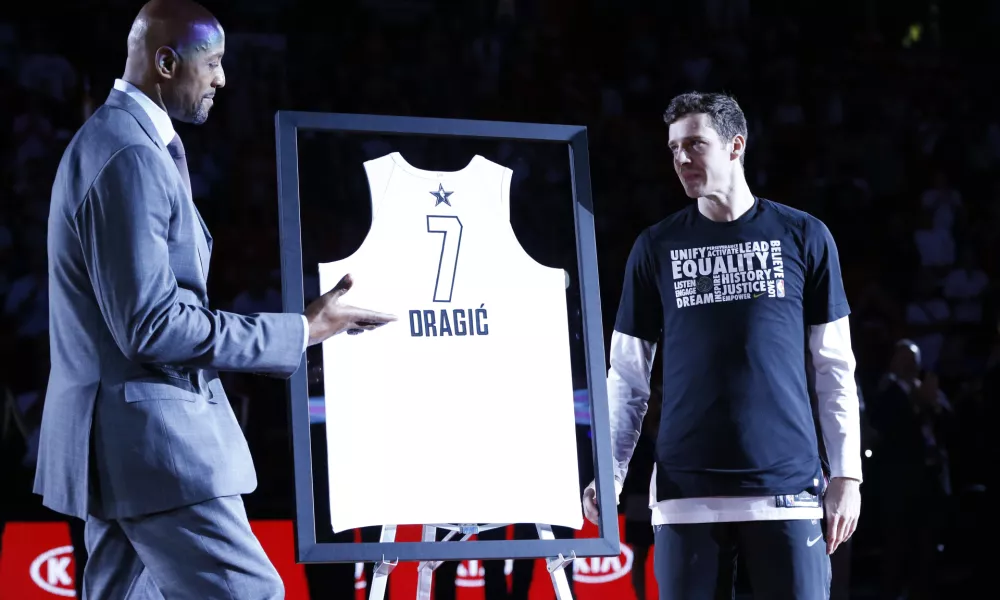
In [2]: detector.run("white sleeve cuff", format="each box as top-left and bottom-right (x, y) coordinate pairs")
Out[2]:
(301, 315), (309, 352)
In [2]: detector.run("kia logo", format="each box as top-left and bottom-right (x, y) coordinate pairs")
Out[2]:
(573, 543), (634, 584)
(30, 545), (76, 597)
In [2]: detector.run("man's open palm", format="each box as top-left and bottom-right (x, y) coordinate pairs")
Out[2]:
(304, 274), (396, 345)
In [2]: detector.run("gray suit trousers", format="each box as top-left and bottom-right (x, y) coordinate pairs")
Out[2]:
(82, 495), (283, 600)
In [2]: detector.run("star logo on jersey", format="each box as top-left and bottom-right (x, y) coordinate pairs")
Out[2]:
(430, 184), (453, 207)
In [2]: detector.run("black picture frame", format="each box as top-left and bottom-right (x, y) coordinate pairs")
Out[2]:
(275, 111), (618, 563)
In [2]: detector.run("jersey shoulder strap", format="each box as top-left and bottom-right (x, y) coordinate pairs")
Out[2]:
(362, 153), (399, 218)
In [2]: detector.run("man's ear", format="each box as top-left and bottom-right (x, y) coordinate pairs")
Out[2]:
(731, 134), (746, 161)
(155, 46), (179, 79)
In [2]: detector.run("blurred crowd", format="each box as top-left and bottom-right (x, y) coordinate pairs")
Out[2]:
(2, 0), (997, 596)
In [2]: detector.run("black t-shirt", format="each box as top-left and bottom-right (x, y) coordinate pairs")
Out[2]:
(614, 197), (850, 501)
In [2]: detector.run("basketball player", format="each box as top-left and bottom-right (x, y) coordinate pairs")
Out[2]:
(583, 92), (862, 599)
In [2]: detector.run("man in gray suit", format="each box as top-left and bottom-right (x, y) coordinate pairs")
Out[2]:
(35, 0), (396, 597)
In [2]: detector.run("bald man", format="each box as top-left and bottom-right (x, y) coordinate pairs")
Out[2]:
(35, 1), (395, 597)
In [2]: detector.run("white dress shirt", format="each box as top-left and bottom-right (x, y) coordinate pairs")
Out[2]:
(113, 79), (309, 351)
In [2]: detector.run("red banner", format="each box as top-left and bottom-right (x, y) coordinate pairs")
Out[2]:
(0, 518), (656, 599)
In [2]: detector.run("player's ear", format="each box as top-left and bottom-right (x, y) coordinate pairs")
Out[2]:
(731, 134), (746, 162)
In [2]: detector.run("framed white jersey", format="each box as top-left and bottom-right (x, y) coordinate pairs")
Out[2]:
(318, 152), (582, 533)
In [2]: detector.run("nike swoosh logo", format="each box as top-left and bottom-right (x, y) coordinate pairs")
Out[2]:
(806, 535), (822, 547)
(754, 292), (765, 298)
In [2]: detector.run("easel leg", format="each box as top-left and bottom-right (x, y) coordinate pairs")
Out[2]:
(549, 569), (574, 600)
(415, 525), (437, 600)
(368, 525), (398, 600)
(416, 526), (472, 599)
(536, 524), (575, 600)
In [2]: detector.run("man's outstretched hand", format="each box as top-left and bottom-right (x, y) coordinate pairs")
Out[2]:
(304, 274), (397, 345)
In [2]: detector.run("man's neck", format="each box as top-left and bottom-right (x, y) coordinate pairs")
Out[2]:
(696, 175), (755, 222)
(121, 64), (168, 114)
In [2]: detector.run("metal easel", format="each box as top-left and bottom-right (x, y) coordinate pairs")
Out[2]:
(368, 523), (576, 600)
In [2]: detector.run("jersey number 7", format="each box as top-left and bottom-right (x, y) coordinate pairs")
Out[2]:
(427, 215), (463, 303)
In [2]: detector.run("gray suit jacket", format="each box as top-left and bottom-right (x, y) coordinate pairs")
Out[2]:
(35, 89), (305, 520)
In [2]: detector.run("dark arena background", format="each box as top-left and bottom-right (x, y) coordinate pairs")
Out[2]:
(0, 0), (996, 598)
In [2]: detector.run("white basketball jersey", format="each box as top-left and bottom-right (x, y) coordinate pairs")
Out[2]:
(319, 152), (582, 533)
